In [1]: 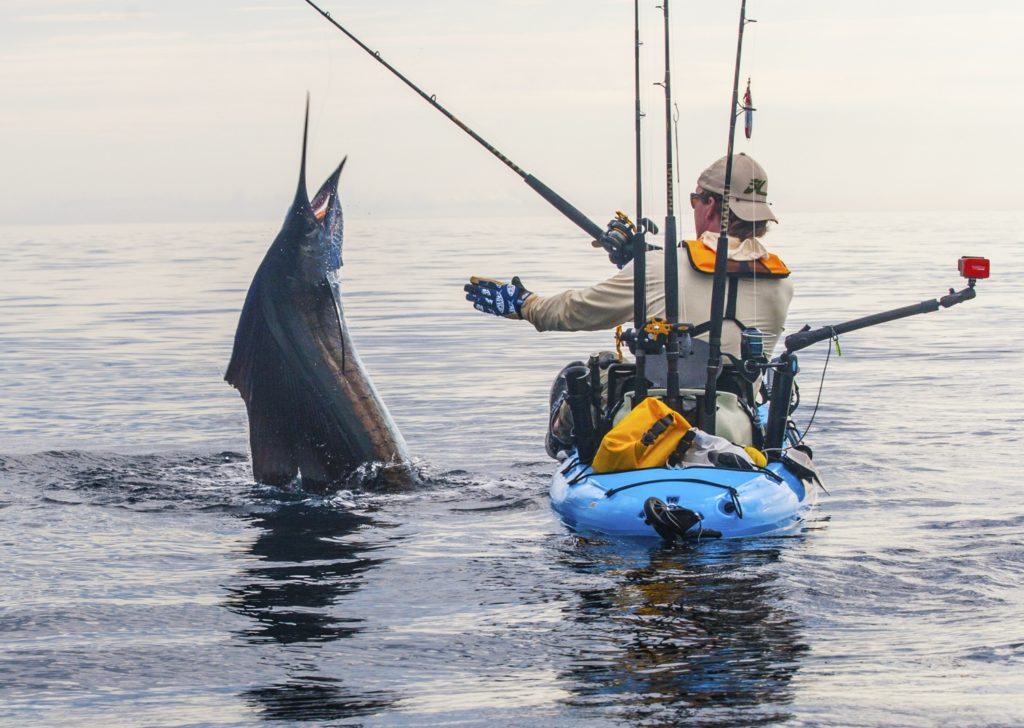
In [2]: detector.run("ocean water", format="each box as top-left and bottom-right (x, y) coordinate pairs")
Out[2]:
(1, 210), (1022, 727)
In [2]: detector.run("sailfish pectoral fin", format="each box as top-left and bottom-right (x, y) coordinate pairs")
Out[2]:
(325, 275), (347, 374)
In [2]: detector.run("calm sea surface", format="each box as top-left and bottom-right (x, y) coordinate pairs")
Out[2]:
(1, 210), (1022, 727)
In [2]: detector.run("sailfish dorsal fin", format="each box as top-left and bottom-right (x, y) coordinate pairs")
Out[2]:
(292, 93), (311, 213)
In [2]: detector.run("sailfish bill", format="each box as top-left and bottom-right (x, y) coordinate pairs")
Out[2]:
(225, 99), (411, 490)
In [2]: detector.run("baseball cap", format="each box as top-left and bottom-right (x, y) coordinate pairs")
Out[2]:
(697, 153), (778, 223)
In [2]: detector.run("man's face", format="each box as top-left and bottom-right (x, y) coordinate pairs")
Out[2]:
(690, 186), (718, 238)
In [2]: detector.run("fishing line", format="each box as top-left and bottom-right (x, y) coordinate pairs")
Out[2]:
(673, 102), (681, 188)
(312, 43), (333, 171)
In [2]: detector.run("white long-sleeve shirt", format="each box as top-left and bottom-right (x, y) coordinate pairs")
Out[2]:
(521, 235), (794, 358)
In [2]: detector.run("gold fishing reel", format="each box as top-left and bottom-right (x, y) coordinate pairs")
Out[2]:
(613, 211), (636, 232)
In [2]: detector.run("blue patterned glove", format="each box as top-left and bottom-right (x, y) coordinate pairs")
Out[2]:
(464, 276), (532, 319)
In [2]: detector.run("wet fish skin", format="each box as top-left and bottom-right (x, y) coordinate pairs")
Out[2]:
(225, 102), (410, 490)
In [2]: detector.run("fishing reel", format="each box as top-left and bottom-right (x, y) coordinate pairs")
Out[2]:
(738, 327), (769, 382)
(717, 327), (772, 385)
(595, 212), (660, 269)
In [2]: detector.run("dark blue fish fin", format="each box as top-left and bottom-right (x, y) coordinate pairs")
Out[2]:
(225, 275), (300, 485)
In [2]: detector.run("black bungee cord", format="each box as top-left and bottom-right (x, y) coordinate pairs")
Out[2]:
(794, 331), (836, 445)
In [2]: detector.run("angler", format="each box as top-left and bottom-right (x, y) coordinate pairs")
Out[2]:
(464, 153), (792, 456)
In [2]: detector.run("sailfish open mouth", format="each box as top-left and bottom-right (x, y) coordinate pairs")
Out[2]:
(311, 156), (346, 222)
(313, 198), (330, 221)
(303, 154), (346, 270)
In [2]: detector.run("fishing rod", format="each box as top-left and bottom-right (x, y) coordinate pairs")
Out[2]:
(658, 0), (682, 413)
(701, 0), (751, 435)
(301, 0), (605, 241)
(632, 0), (650, 403)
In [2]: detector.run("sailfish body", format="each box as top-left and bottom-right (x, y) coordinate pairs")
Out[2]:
(225, 105), (409, 489)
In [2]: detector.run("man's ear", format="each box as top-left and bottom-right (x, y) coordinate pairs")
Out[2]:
(702, 199), (721, 228)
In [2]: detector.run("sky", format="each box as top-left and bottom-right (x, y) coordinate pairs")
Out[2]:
(1, 0), (1022, 226)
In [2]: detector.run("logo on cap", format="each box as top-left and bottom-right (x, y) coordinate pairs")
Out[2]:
(744, 178), (768, 196)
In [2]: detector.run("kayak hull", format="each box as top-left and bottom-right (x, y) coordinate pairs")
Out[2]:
(550, 452), (817, 539)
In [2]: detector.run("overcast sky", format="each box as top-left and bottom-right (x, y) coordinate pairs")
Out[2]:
(1, 0), (1021, 226)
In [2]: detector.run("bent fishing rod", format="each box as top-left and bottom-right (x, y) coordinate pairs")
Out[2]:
(302, 0), (604, 241)
(702, 0), (752, 435)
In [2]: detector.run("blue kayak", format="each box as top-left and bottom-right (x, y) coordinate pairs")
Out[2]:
(543, 261), (985, 541)
(550, 451), (817, 540)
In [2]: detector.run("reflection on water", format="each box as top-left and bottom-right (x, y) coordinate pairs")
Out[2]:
(562, 539), (807, 726)
(247, 680), (395, 723)
(226, 500), (397, 721)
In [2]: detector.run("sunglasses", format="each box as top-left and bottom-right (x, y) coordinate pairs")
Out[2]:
(689, 191), (714, 208)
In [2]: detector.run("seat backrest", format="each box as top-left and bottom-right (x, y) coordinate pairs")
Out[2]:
(642, 337), (711, 390)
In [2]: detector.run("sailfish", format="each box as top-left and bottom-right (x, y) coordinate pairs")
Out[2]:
(225, 101), (410, 489)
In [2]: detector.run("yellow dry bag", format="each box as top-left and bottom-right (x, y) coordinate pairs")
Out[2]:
(591, 397), (692, 473)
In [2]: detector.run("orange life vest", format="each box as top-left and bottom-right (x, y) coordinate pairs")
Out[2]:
(681, 239), (790, 278)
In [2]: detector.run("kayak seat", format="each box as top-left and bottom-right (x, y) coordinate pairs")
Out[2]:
(642, 339), (712, 390)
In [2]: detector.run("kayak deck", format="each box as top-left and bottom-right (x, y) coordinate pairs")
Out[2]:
(550, 452), (817, 539)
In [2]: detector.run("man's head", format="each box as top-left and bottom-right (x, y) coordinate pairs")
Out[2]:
(691, 153), (777, 239)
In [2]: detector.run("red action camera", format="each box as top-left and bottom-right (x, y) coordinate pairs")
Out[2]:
(958, 256), (990, 279)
